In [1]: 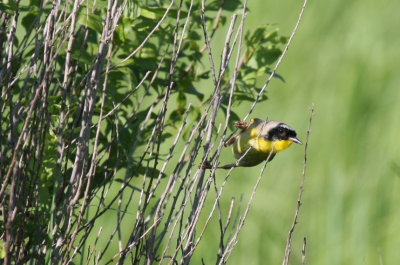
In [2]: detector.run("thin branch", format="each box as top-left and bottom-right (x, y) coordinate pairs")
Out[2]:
(282, 104), (314, 265)
(302, 237), (307, 265)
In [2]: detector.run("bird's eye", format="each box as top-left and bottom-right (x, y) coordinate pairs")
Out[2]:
(278, 128), (284, 134)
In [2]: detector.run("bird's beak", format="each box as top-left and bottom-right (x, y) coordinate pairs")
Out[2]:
(289, 137), (302, 145)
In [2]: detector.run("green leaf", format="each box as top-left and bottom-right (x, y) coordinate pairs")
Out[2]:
(0, 2), (17, 14)
(115, 20), (127, 43)
(71, 48), (93, 65)
(139, 6), (188, 20)
(235, 94), (256, 102)
(186, 86), (204, 101)
(114, 58), (135, 68)
(222, 0), (243, 11)
(0, 240), (6, 259)
(29, 0), (42, 8)
(138, 47), (157, 59)
(81, 0), (108, 9)
(187, 31), (201, 41)
(78, 13), (103, 33)
(40, 129), (59, 184)
(208, 0), (242, 11)
(139, 7), (159, 20)
(256, 47), (282, 65)
(177, 74), (205, 101)
(177, 92), (187, 112)
(21, 9), (39, 32)
(169, 110), (182, 124)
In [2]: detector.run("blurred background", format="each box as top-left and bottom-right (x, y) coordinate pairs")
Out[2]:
(197, 0), (400, 264)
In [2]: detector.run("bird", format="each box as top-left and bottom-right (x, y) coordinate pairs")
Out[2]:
(202, 118), (302, 169)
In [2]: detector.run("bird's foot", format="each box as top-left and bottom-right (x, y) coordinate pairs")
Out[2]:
(234, 120), (249, 131)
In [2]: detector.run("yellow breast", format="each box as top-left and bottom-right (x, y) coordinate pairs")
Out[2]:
(249, 128), (293, 153)
(251, 138), (293, 153)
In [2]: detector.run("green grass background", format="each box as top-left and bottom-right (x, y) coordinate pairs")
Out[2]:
(194, 0), (400, 264)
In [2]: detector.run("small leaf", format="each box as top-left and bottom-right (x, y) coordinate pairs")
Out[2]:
(78, 13), (103, 33)
(208, 0), (242, 11)
(40, 129), (59, 184)
(71, 48), (93, 65)
(222, 0), (243, 11)
(138, 47), (157, 59)
(188, 31), (201, 41)
(186, 86), (204, 101)
(256, 48), (282, 65)
(0, 0), (17, 14)
(114, 58), (135, 67)
(235, 94), (256, 102)
(177, 92), (187, 112)
(169, 110), (182, 124)
(81, 0), (108, 9)
(0, 239), (5, 258)
(139, 7), (161, 20)
(21, 9), (39, 31)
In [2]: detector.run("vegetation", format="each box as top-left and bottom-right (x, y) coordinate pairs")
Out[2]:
(0, 0), (294, 264)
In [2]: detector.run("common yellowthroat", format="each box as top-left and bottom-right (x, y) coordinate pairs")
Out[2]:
(203, 118), (301, 169)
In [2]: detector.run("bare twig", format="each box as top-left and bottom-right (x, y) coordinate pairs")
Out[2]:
(282, 104), (314, 265)
(302, 237), (307, 265)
